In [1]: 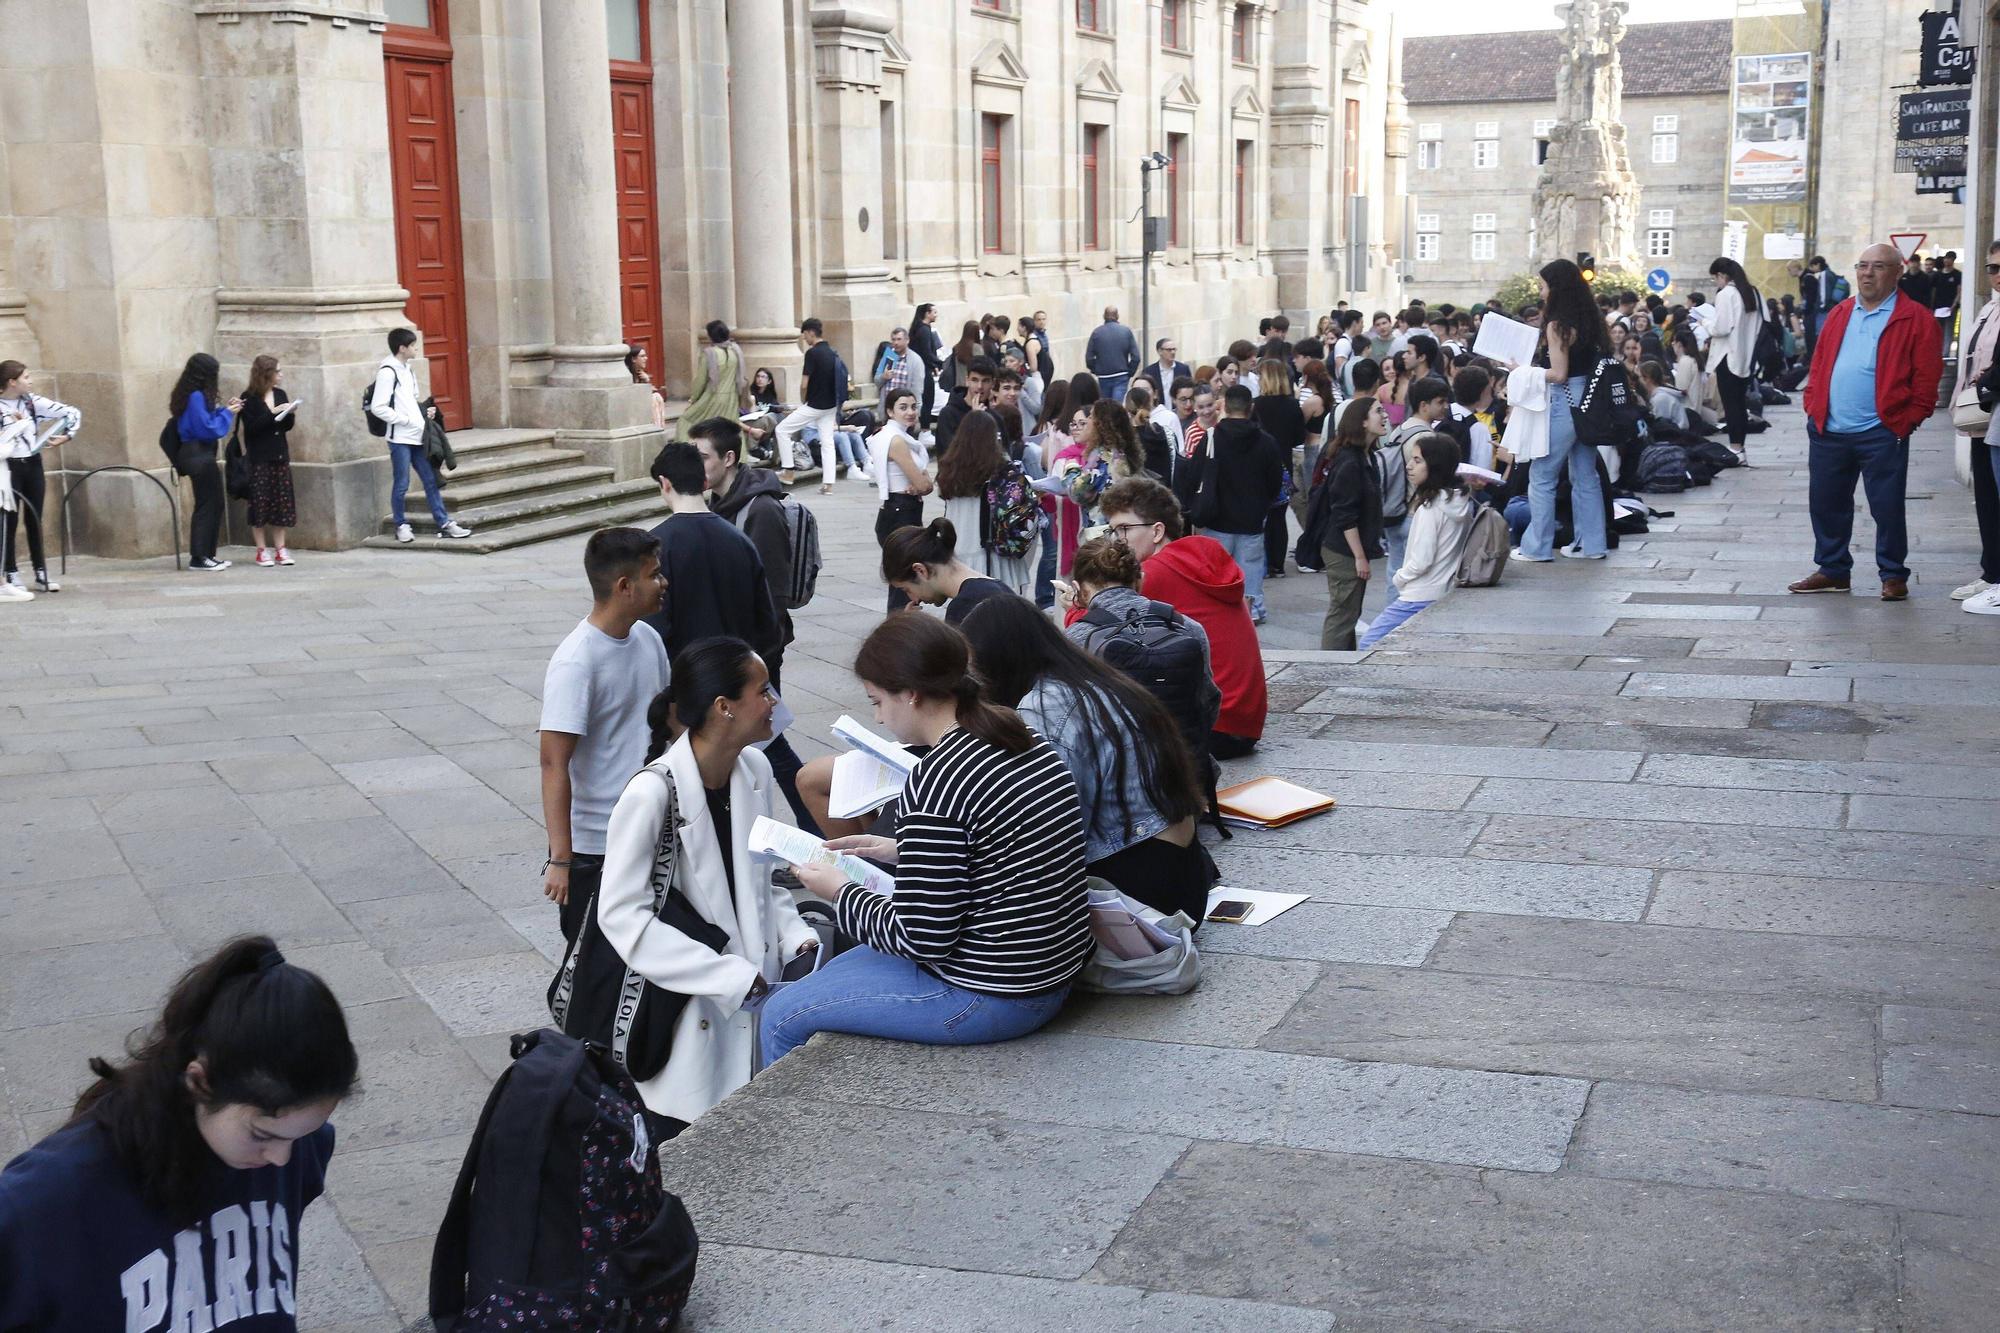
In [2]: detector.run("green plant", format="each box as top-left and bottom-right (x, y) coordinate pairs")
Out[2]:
(1491, 266), (1651, 312)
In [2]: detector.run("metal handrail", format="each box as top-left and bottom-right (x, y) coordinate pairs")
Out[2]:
(57, 466), (183, 574)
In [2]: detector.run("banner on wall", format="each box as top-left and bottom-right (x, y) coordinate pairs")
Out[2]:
(1727, 52), (1812, 204)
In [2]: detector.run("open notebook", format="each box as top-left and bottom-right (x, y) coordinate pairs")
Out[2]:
(825, 715), (919, 820)
(1214, 776), (1336, 829)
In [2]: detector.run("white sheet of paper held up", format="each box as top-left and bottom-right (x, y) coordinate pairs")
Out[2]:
(1472, 313), (1541, 369)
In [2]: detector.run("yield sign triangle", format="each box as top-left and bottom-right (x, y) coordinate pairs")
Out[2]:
(1889, 232), (1927, 261)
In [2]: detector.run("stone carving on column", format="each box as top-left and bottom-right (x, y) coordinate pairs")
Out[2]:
(808, 1), (897, 370)
(1530, 0), (1642, 272)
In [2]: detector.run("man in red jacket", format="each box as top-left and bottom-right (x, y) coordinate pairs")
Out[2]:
(1794, 243), (1944, 600)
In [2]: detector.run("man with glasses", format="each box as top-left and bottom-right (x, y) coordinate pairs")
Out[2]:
(1792, 243), (1943, 601)
(1141, 337), (1183, 399)
(1175, 386), (1222, 514)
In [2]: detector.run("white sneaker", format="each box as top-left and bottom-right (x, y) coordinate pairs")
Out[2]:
(850, 466), (873, 484)
(1964, 586), (2000, 615)
(395, 523), (414, 544)
(1511, 547), (1555, 563)
(0, 582), (32, 602)
(1561, 546), (1608, 560)
(1951, 577), (1993, 601)
(439, 521), (473, 539)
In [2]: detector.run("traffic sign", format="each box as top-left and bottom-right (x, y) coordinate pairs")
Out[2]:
(1645, 268), (1672, 293)
(1891, 232), (1928, 260)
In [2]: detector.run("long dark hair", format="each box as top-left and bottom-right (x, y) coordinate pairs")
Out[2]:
(1314, 395), (1378, 486)
(1087, 399), (1145, 477)
(1032, 378), (1072, 437)
(648, 636), (758, 760)
(1708, 257), (1762, 315)
(1537, 259), (1611, 367)
(951, 320), (981, 364)
(881, 516), (959, 583)
(169, 353), (220, 416)
(1067, 371), (1101, 411)
(243, 354), (279, 400)
(1407, 431), (1464, 510)
(69, 936), (357, 1222)
(937, 410), (1004, 499)
(749, 368), (779, 406)
(958, 595), (1204, 837)
(853, 613), (1032, 753)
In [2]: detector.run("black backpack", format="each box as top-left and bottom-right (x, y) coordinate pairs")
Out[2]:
(1571, 357), (1646, 448)
(1754, 318), (1786, 380)
(361, 372), (394, 438)
(1636, 443), (1690, 493)
(429, 1029), (698, 1332)
(1079, 597), (1229, 838)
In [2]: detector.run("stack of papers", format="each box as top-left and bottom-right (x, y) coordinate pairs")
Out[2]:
(1203, 887), (1310, 926)
(1214, 776), (1336, 829)
(825, 715), (918, 820)
(1471, 312), (1540, 368)
(1086, 888), (1184, 960)
(745, 815), (895, 896)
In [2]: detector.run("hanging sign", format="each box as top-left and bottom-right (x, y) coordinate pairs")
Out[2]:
(1920, 7), (1976, 87)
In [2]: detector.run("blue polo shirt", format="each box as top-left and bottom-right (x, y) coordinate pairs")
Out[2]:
(1825, 292), (1896, 433)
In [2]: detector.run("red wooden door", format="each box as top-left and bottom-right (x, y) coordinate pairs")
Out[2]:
(384, 8), (472, 429)
(610, 76), (663, 373)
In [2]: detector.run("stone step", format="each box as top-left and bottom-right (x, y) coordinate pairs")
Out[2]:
(376, 474), (657, 535)
(400, 460), (611, 512)
(434, 426), (561, 464)
(362, 486), (665, 554)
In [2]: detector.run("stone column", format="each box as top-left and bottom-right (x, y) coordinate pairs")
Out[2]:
(809, 3), (897, 374)
(1269, 0), (1335, 316)
(511, 0), (656, 472)
(727, 0), (802, 395)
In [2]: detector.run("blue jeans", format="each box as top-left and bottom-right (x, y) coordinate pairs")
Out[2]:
(1033, 510), (1058, 608)
(1357, 598), (1434, 649)
(1097, 372), (1130, 404)
(1807, 421), (1908, 580)
(1369, 518), (1409, 612)
(807, 427), (867, 470)
(757, 945), (1069, 1070)
(389, 442), (449, 529)
(1505, 496), (1532, 544)
(1203, 528), (1267, 620)
(1522, 375), (1606, 559)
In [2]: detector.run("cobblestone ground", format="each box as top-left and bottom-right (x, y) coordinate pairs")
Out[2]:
(2, 404), (1996, 1330)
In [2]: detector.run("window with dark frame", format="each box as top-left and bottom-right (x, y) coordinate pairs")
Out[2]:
(1166, 132), (1186, 248)
(1077, 0), (1104, 31)
(981, 113), (1006, 253)
(1235, 139), (1253, 246)
(1083, 123), (1105, 250)
(1162, 0), (1187, 50)
(1232, 4), (1254, 63)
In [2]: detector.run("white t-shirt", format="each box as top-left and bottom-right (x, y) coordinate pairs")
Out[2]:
(1449, 403), (1496, 471)
(539, 619), (670, 855)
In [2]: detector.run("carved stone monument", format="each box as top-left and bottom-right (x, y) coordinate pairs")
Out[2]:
(1531, 0), (1642, 272)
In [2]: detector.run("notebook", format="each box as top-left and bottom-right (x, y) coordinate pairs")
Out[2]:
(1214, 776), (1336, 829)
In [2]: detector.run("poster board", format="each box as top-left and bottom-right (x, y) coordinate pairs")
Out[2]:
(1727, 52), (1811, 205)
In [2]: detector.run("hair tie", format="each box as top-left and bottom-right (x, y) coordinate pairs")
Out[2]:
(257, 947), (287, 974)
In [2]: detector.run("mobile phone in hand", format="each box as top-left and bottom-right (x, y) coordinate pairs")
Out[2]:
(1207, 900), (1254, 924)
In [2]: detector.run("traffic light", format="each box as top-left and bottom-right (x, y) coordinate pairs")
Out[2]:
(1577, 252), (1597, 282)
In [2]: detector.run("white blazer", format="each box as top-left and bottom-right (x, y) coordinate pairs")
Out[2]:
(597, 734), (818, 1124)
(1504, 364), (1553, 463)
(1705, 285), (1763, 378)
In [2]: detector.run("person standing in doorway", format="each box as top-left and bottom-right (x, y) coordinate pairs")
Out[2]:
(237, 355), (301, 567)
(776, 317), (841, 490)
(538, 527), (670, 945)
(1791, 243), (1943, 601)
(170, 353), (241, 572)
(0, 360), (78, 595)
(1086, 306), (1140, 404)
(372, 328), (471, 544)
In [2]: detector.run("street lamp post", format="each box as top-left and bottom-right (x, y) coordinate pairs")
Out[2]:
(1139, 152), (1169, 391)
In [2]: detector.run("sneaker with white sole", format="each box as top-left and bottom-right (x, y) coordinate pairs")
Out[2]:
(1951, 577), (1993, 601)
(1561, 546), (1608, 560)
(190, 557), (232, 572)
(33, 569), (58, 593)
(439, 521), (473, 539)
(1964, 586), (2000, 615)
(0, 582), (33, 602)
(395, 523), (414, 543)
(276, 548), (295, 566)
(1511, 547), (1555, 563)
(255, 549), (276, 567)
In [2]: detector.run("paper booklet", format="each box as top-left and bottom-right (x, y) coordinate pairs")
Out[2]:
(825, 715), (918, 820)
(1471, 312), (1540, 369)
(746, 815), (895, 897)
(1215, 776), (1337, 829)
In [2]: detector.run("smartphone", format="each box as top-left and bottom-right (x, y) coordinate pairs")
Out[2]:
(1207, 900), (1254, 924)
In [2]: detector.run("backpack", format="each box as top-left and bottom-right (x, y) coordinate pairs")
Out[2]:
(361, 370), (394, 438)
(734, 494), (822, 608)
(1636, 442), (1691, 493)
(1754, 318), (1786, 380)
(1455, 505), (1511, 587)
(1571, 357), (1646, 448)
(157, 417), (183, 470)
(429, 1029), (697, 1332)
(1079, 596), (1228, 839)
(1685, 437), (1742, 475)
(830, 349), (850, 408)
(981, 460), (1041, 561)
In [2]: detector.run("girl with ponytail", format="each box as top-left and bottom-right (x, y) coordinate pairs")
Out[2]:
(0, 935), (357, 1330)
(757, 613), (1095, 1069)
(879, 516), (1012, 625)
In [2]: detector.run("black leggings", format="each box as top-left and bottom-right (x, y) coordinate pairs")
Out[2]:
(1089, 835), (1211, 923)
(4, 455), (46, 574)
(875, 492), (923, 611)
(1715, 362), (1751, 447)
(188, 461), (224, 563)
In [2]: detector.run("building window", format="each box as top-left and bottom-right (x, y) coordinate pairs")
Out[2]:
(1077, 0), (1105, 31)
(1166, 132), (1187, 247)
(1470, 212), (1497, 232)
(981, 113), (1007, 253)
(879, 102), (899, 260)
(1161, 0), (1188, 50)
(1417, 141), (1442, 170)
(1473, 138), (1498, 169)
(1653, 114), (1679, 132)
(1474, 120), (1499, 138)
(1647, 229), (1674, 258)
(1652, 133), (1678, 164)
(1235, 139), (1254, 245)
(1416, 231), (1440, 263)
(1343, 98), (1361, 195)
(972, 0), (1008, 10)
(1649, 208), (1675, 228)
(1082, 123), (1105, 250)
(1232, 4), (1255, 63)
(383, 0), (430, 24)
(1533, 117), (1555, 165)
(1471, 231), (1497, 261)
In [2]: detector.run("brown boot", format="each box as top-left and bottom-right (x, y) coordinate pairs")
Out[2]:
(1787, 572), (1851, 594)
(1881, 578), (1909, 601)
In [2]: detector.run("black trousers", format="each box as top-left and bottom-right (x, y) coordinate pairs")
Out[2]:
(1975, 434), (2000, 585)
(558, 853), (605, 946)
(187, 460), (225, 562)
(876, 492), (923, 612)
(1263, 502), (1289, 575)
(1715, 362), (1752, 447)
(4, 455), (46, 574)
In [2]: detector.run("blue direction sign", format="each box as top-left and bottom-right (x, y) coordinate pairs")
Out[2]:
(1646, 268), (1672, 293)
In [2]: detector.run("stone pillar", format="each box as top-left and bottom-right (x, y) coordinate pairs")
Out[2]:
(198, 2), (412, 551)
(808, 3), (897, 373)
(1382, 10), (1411, 307)
(1269, 0), (1336, 318)
(727, 0), (802, 395)
(511, 0), (658, 474)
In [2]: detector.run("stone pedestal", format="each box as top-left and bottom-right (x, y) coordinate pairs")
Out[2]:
(1531, 0), (1643, 272)
(729, 0), (802, 397)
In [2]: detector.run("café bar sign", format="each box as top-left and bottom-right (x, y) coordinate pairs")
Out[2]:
(1920, 6), (1975, 87)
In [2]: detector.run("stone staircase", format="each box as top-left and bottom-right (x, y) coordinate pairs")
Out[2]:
(361, 427), (662, 554)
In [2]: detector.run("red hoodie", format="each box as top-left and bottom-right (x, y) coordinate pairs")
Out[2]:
(1066, 534), (1267, 741)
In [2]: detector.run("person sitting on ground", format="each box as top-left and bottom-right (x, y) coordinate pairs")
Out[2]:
(879, 516), (1016, 625)
(759, 614), (1095, 1067)
(1094, 476), (1266, 759)
(960, 595), (1211, 921)
(1358, 433), (1479, 649)
(1640, 359), (1690, 433)
(598, 638), (820, 1139)
(0, 937), (357, 1332)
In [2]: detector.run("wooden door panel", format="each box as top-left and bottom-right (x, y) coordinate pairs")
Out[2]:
(610, 77), (662, 374)
(384, 54), (471, 430)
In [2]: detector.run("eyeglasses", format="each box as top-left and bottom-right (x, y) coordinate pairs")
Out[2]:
(1985, 263), (2000, 274)
(1108, 522), (1156, 541)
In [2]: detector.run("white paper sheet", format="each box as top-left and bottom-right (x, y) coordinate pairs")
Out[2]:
(826, 749), (905, 819)
(746, 815), (895, 896)
(831, 715), (918, 772)
(1204, 886), (1310, 927)
(1472, 313), (1541, 369)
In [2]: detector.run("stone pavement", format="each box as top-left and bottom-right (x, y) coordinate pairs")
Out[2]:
(1, 405), (1996, 1330)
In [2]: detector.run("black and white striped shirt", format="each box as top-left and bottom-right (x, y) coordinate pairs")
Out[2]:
(836, 726), (1095, 996)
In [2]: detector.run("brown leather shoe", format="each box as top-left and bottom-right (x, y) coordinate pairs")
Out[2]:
(1881, 578), (1909, 601)
(1787, 572), (1851, 594)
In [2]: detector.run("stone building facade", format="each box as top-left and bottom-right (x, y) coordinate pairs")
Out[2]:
(0, 0), (1408, 557)
(1398, 20), (1733, 307)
